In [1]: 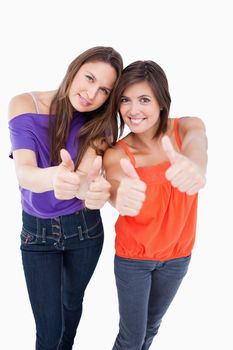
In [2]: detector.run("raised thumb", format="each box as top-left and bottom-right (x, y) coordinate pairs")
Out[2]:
(60, 149), (75, 172)
(88, 156), (102, 182)
(161, 136), (178, 164)
(120, 158), (139, 179)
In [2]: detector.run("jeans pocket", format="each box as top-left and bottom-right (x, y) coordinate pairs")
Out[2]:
(82, 209), (104, 239)
(165, 255), (191, 279)
(86, 218), (104, 239)
(20, 227), (37, 245)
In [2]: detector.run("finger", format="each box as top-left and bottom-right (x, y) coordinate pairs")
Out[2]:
(55, 183), (80, 192)
(85, 191), (110, 201)
(120, 198), (143, 211)
(186, 184), (200, 195)
(120, 158), (139, 179)
(168, 171), (190, 187)
(118, 207), (140, 217)
(54, 190), (78, 200)
(85, 203), (104, 210)
(120, 178), (146, 194)
(88, 156), (102, 182)
(177, 179), (196, 192)
(85, 199), (109, 208)
(165, 164), (184, 181)
(89, 180), (111, 192)
(60, 149), (75, 172)
(57, 172), (80, 186)
(161, 136), (179, 164)
(186, 177), (206, 195)
(118, 188), (146, 202)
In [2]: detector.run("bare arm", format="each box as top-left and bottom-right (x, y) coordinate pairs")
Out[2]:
(162, 117), (208, 195)
(179, 116), (208, 174)
(9, 94), (60, 192)
(9, 94), (83, 196)
(12, 149), (59, 192)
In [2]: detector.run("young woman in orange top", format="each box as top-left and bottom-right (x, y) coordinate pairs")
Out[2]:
(104, 60), (208, 350)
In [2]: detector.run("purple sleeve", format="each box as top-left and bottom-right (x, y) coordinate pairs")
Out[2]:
(8, 115), (37, 157)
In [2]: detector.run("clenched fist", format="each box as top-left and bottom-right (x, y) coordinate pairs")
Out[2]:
(162, 136), (206, 195)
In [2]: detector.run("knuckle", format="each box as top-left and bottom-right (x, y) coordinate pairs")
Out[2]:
(142, 193), (146, 202)
(54, 192), (61, 199)
(106, 183), (111, 190)
(89, 183), (96, 191)
(178, 186), (186, 192)
(171, 180), (178, 187)
(105, 193), (110, 200)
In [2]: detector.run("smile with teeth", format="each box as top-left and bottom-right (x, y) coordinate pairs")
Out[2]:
(129, 117), (146, 125)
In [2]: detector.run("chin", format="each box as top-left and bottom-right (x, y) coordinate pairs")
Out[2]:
(73, 104), (92, 113)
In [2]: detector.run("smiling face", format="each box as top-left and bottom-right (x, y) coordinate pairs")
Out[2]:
(119, 81), (161, 136)
(68, 61), (117, 112)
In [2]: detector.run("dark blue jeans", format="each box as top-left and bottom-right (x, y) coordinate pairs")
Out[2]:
(113, 254), (191, 350)
(21, 209), (104, 350)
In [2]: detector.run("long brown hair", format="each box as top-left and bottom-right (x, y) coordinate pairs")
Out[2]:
(111, 60), (171, 139)
(49, 46), (123, 169)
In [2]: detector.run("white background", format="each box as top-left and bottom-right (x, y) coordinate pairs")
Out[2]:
(0, 0), (232, 349)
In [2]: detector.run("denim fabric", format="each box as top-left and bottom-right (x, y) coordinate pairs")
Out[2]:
(113, 255), (191, 350)
(21, 209), (104, 350)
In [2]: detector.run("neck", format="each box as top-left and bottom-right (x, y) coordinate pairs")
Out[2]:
(36, 90), (57, 113)
(130, 132), (161, 152)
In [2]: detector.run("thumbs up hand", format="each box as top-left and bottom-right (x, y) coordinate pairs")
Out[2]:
(116, 158), (146, 216)
(84, 156), (111, 209)
(53, 149), (81, 200)
(162, 136), (206, 195)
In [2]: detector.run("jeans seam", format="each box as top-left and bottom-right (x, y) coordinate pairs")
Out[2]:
(80, 210), (88, 239)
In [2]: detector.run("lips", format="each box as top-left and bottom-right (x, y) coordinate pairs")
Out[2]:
(78, 94), (92, 106)
(129, 117), (145, 125)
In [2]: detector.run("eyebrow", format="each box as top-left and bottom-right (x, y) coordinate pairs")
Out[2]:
(138, 94), (151, 98)
(86, 71), (112, 92)
(121, 94), (152, 98)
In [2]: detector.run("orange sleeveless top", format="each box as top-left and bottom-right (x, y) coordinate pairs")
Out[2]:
(115, 118), (198, 261)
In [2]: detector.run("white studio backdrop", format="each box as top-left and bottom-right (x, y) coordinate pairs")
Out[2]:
(0, 0), (232, 349)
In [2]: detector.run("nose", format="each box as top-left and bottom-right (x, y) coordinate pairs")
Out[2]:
(86, 85), (98, 100)
(128, 102), (140, 116)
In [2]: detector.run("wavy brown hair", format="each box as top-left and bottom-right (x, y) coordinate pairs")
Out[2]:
(111, 60), (171, 139)
(49, 46), (123, 169)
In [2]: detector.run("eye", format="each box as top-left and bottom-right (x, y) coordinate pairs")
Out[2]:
(100, 88), (109, 95)
(120, 97), (129, 104)
(85, 75), (94, 82)
(140, 97), (150, 103)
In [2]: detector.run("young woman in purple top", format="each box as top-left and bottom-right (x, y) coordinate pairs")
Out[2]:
(8, 46), (123, 350)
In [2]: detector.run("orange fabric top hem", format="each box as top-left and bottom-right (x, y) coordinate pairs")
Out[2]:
(115, 250), (192, 261)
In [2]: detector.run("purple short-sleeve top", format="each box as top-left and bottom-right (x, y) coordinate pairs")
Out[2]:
(9, 112), (86, 218)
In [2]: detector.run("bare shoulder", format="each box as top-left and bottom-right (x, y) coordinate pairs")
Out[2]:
(103, 144), (128, 182)
(178, 116), (206, 139)
(179, 116), (206, 131)
(104, 143), (128, 169)
(8, 93), (37, 121)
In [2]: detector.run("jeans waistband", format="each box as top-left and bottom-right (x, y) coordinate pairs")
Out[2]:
(22, 209), (101, 239)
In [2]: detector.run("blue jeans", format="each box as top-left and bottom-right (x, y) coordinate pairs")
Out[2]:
(113, 254), (191, 350)
(21, 209), (104, 350)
